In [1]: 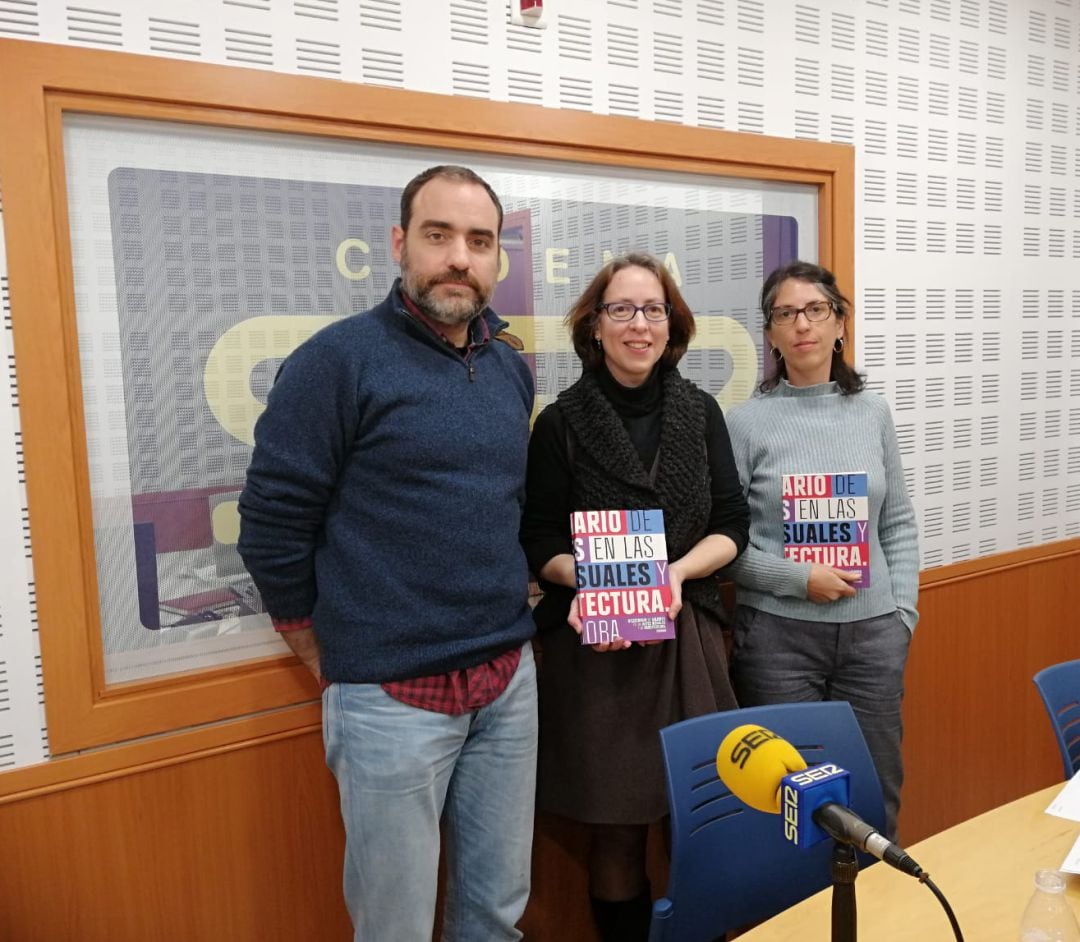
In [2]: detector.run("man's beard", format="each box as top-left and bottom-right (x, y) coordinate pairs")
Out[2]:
(401, 255), (492, 327)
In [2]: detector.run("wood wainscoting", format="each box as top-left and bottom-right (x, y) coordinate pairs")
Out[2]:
(901, 540), (1080, 843)
(1, 731), (351, 941)
(0, 541), (1077, 940)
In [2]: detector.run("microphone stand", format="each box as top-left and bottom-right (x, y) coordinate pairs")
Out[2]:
(829, 841), (859, 942)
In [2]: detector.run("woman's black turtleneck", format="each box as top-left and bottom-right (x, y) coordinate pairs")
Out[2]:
(520, 363), (749, 581)
(593, 363), (666, 468)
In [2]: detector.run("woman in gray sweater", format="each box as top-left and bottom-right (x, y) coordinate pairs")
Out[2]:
(725, 260), (919, 838)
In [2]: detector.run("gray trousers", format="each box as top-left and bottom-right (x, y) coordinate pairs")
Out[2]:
(730, 606), (912, 840)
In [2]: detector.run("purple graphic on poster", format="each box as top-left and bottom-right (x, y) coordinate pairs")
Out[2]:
(106, 167), (796, 629)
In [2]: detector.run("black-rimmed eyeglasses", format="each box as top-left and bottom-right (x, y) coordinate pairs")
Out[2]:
(598, 302), (671, 322)
(768, 301), (833, 327)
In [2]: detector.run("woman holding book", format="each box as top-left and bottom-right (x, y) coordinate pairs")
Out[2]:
(724, 260), (919, 840)
(520, 252), (749, 942)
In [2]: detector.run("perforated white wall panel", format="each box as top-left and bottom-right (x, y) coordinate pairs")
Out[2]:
(0, 0), (1077, 768)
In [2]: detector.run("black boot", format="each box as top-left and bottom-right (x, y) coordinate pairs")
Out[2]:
(589, 888), (653, 942)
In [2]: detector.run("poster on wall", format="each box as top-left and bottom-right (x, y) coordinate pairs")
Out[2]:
(64, 114), (818, 683)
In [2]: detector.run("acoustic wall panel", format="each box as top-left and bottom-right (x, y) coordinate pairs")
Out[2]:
(0, 0), (1076, 769)
(0, 201), (46, 770)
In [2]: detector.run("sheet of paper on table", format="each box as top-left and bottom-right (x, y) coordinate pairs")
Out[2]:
(1045, 772), (1080, 874)
(1062, 833), (1080, 875)
(1045, 771), (1080, 822)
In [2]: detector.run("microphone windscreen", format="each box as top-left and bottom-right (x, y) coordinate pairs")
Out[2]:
(716, 724), (808, 813)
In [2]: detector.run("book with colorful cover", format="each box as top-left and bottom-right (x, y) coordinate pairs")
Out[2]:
(571, 508), (675, 644)
(782, 472), (870, 588)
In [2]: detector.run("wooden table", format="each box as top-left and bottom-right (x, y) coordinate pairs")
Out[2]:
(739, 785), (1080, 941)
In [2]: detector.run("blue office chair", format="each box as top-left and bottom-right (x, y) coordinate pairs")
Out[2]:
(1033, 659), (1080, 780)
(648, 701), (886, 942)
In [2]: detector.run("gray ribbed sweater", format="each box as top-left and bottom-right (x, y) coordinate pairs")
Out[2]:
(725, 380), (920, 632)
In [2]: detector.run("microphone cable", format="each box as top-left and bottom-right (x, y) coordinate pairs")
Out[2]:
(918, 871), (964, 942)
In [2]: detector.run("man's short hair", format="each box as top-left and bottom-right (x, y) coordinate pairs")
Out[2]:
(399, 165), (504, 234)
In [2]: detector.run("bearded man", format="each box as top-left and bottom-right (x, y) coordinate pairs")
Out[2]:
(239, 166), (537, 942)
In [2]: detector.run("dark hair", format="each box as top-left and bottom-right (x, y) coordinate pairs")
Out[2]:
(399, 165), (504, 233)
(759, 260), (864, 395)
(567, 252), (696, 371)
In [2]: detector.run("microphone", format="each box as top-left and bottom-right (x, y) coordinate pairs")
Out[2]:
(716, 724), (924, 879)
(812, 803), (923, 878)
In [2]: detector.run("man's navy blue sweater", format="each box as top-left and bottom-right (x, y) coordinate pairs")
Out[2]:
(238, 283), (536, 683)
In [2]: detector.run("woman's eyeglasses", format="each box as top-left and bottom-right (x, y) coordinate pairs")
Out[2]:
(768, 301), (833, 327)
(598, 302), (671, 322)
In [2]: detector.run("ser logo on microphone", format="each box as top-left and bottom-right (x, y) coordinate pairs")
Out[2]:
(728, 726), (781, 769)
(781, 763), (845, 844)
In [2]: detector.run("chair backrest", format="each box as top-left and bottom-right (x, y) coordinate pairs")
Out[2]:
(649, 701), (886, 942)
(1033, 659), (1080, 780)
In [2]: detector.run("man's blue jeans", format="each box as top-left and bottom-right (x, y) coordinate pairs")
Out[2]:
(323, 643), (538, 941)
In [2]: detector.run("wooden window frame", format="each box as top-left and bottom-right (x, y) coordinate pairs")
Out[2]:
(0, 38), (853, 755)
